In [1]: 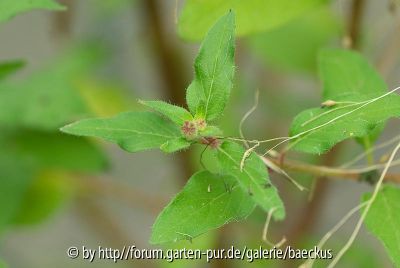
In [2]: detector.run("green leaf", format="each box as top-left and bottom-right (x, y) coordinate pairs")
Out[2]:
(289, 49), (400, 154)
(217, 141), (285, 220)
(61, 111), (182, 153)
(0, 259), (7, 268)
(0, 60), (25, 80)
(249, 8), (341, 73)
(150, 170), (255, 244)
(160, 138), (192, 153)
(178, 0), (327, 41)
(139, 100), (193, 126)
(362, 185), (400, 267)
(186, 11), (235, 121)
(0, 0), (65, 22)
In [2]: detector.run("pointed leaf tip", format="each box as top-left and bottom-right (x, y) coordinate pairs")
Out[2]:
(185, 12), (236, 121)
(59, 112), (182, 153)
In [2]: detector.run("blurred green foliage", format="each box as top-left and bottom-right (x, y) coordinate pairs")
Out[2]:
(6, 130), (107, 172)
(12, 171), (76, 225)
(0, 44), (129, 233)
(178, 0), (328, 40)
(249, 8), (342, 73)
(77, 79), (134, 117)
(0, 60), (25, 80)
(0, 46), (101, 130)
(0, 154), (33, 234)
(0, 0), (64, 22)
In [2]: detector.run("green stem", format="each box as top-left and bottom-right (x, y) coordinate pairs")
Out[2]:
(363, 136), (375, 165)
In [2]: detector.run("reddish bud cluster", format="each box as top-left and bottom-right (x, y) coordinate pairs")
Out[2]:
(200, 137), (220, 149)
(181, 121), (197, 138)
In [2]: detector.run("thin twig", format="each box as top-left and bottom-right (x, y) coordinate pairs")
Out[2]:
(301, 102), (361, 127)
(262, 157), (307, 191)
(344, 159), (400, 173)
(217, 136), (289, 144)
(262, 208), (287, 248)
(240, 142), (260, 171)
(239, 89), (259, 148)
(300, 201), (368, 268)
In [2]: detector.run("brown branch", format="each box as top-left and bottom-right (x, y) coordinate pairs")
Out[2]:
(265, 156), (400, 184)
(142, 0), (188, 107)
(346, 0), (366, 49)
(141, 0), (194, 184)
(52, 0), (74, 39)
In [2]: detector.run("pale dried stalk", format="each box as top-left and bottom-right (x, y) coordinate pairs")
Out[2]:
(328, 141), (400, 267)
